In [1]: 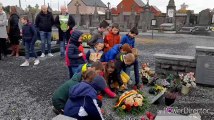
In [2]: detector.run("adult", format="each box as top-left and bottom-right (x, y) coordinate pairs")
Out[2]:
(55, 5), (75, 58)
(8, 6), (21, 57)
(0, 3), (8, 60)
(35, 5), (54, 57)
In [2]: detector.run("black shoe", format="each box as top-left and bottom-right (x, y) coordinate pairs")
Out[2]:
(52, 107), (64, 115)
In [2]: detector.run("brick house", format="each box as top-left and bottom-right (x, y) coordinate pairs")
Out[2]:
(113, 0), (161, 16)
(67, 0), (107, 14)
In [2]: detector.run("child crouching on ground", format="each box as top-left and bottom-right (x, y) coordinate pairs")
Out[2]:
(104, 61), (130, 92)
(115, 53), (136, 91)
(20, 16), (40, 66)
(52, 62), (115, 115)
(64, 70), (104, 120)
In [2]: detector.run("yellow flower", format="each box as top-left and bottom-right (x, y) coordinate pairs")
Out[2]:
(121, 105), (126, 109)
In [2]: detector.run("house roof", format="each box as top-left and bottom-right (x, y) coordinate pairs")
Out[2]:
(68, 0), (107, 8)
(134, 0), (145, 7)
(152, 5), (161, 12)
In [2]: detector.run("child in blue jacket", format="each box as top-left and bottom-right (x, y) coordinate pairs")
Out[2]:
(64, 70), (104, 120)
(120, 27), (140, 89)
(20, 16), (40, 67)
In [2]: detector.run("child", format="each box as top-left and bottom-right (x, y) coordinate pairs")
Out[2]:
(104, 61), (130, 91)
(120, 27), (138, 48)
(64, 70), (104, 120)
(87, 20), (109, 47)
(52, 61), (115, 115)
(86, 39), (104, 63)
(20, 16), (40, 66)
(120, 27), (140, 89)
(67, 30), (85, 78)
(115, 53), (136, 91)
(104, 23), (120, 52)
(103, 43), (132, 62)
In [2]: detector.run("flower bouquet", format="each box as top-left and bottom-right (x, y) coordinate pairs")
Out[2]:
(114, 90), (150, 117)
(179, 72), (196, 95)
(141, 63), (156, 85)
(82, 33), (92, 47)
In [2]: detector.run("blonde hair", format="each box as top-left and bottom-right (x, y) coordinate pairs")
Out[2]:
(124, 53), (135, 64)
(132, 48), (139, 58)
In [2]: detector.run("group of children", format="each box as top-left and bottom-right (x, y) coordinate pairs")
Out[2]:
(52, 20), (141, 119)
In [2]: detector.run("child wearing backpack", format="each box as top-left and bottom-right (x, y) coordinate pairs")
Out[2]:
(20, 16), (40, 67)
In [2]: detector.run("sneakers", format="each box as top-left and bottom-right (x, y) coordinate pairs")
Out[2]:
(48, 53), (54, 57)
(20, 61), (30, 67)
(40, 53), (54, 57)
(34, 59), (40, 65)
(40, 53), (45, 58)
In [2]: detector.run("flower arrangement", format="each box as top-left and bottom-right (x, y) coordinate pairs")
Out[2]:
(141, 112), (155, 120)
(149, 84), (165, 95)
(114, 90), (150, 116)
(82, 33), (92, 43)
(141, 63), (156, 85)
(179, 72), (196, 88)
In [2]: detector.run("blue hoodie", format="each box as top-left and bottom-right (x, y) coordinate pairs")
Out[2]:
(64, 82), (104, 120)
(120, 34), (135, 48)
(103, 44), (122, 62)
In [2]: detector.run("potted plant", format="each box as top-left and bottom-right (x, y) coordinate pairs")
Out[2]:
(164, 88), (177, 106)
(179, 72), (196, 95)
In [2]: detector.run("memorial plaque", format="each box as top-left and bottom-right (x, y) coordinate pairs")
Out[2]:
(196, 56), (214, 85)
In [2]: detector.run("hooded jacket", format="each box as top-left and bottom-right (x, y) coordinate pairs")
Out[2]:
(52, 73), (82, 110)
(64, 82), (104, 120)
(67, 30), (85, 67)
(104, 31), (120, 52)
(120, 34), (135, 48)
(103, 44), (122, 62)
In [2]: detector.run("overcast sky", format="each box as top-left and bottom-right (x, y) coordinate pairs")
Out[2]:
(0, 0), (213, 13)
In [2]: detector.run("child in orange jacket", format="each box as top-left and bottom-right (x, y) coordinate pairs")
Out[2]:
(104, 23), (120, 53)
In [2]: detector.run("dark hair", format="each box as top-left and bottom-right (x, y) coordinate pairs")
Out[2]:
(106, 61), (115, 70)
(91, 61), (104, 71)
(21, 15), (29, 22)
(10, 6), (17, 15)
(111, 23), (119, 29)
(99, 20), (109, 28)
(130, 27), (139, 35)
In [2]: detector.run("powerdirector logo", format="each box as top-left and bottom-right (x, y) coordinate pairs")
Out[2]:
(164, 106), (211, 115)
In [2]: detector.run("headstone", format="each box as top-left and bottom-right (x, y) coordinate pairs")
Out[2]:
(105, 2), (111, 20)
(165, 0), (176, 30)
(129, 4), (136, 28)
(155, 111), (201, 120)
(91, 2), (100, 27)
(198, 9), (212, 25)
(75, 1), (81, 26)
(139, 2), (154, 32)
(196, 56), (214, 86)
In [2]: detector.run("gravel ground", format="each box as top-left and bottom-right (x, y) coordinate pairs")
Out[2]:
(0, 33), (214, 120)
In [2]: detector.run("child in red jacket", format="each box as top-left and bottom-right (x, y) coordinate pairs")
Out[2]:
(104, 23), (120, 53)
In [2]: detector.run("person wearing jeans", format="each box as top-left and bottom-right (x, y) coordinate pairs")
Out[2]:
(20, 16), (40, 67)
(40, 31), (52, 55)
(55, 5), (75, 58)
(35, 5), (54, 57)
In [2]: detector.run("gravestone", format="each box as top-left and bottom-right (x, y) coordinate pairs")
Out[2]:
(75, 1), (81, 26)
(91, 2), (100, 27)
(196, 56), (214, 86)
(198, 9), (212, 25)
(139, 2), (154, 32)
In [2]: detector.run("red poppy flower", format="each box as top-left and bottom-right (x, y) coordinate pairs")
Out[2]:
(125, 104), (132, 111)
